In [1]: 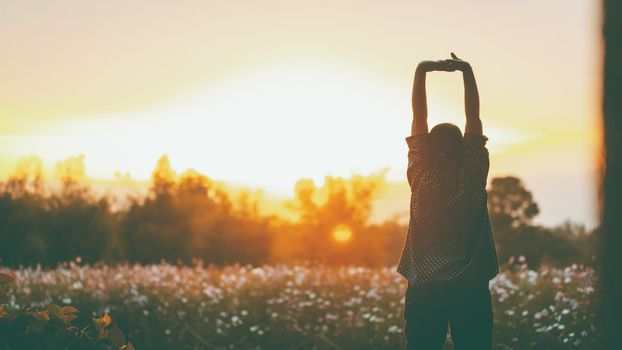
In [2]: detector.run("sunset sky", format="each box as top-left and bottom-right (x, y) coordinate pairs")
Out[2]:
(0, 0), (600, 227)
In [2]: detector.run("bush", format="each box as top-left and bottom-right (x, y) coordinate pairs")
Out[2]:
(0, 272), (134, 350)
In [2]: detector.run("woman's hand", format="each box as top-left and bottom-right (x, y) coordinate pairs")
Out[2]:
(417, 53), (471, 73)
(445, 52), (472, 72)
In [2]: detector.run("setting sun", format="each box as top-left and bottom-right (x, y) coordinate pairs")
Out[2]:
(332, 224), (353, 243)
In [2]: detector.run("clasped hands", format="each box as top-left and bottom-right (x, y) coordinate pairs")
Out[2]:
(417, 52), (471, 73)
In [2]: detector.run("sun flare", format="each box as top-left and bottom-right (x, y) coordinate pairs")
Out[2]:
(332, 224), (353, 243)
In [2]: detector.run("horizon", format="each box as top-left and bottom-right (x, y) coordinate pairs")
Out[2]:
(0, 0), (600, 228)
(0, 155), (597, 230)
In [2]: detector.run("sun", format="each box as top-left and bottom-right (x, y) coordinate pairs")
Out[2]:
(332, 224), (353, 243)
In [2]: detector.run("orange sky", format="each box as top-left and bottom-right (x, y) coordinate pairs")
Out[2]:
(0, 0), (600, 227)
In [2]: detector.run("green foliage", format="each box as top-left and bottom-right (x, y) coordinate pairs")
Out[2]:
(487, 177), (596, 268)
(121, 167), (273, 265)
(0, 153), (598, 269)
(0, 272), (134, 350)
(0, 174), (117, 266)
(488, 176), (540, 229)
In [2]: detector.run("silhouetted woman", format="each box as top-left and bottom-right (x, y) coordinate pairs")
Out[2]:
(397, 53), (500, 350)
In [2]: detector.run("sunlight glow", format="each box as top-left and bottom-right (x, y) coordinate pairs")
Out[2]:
(332, 224), (353, 243)
(1, 62), (406, 189)
(0, 0), (600, 227)
(0, 61), (529, 193)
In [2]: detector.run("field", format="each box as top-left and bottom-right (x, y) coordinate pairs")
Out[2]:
(1, 261), (598, 349)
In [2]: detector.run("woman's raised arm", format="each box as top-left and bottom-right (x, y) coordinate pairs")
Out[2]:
(448, 52), (482, 134)
(412, 60), (452, 135)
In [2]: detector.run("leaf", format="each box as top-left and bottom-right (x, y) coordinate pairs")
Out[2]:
(27, 309), (50, 322)
(0, 273), (14, 285)
(39, 310), (50, 321)
(0, 305), (4, 318)
(60, 306), (80, 315)
(120, 343), (136, 350)
(93, 313), (112, 339)
(59, 306), (80, 323)
(101, 313), (112, 328)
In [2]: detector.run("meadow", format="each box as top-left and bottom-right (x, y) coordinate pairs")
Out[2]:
(0, 260), (598, 350)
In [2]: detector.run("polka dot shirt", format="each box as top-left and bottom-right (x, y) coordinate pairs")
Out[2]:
(396, 132), (500, 288)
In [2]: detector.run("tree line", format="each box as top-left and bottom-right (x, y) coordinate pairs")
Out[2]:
(0, 154), (597, 268)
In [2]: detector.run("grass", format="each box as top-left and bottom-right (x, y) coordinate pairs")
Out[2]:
(1, 261), (598, 349)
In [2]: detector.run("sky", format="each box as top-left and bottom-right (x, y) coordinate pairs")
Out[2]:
(0, 0), (600, 227)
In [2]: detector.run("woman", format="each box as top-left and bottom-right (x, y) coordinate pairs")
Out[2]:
(397, 53), (500, 349)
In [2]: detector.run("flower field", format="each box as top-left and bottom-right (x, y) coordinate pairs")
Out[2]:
(1, 261), (598, 349)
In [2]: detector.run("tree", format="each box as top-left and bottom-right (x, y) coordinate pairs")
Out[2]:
(486, 176), (583, 268)
(122, 157), (272, 265)
(276, 171), (387, 264)
(487, 176), (540, 229)
(54, 154), (88, 195)
(150, 155), (176, 197)
(3, 155), (45, 196)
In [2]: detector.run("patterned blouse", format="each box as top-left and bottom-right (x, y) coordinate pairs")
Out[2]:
(396, 132), (499, 287)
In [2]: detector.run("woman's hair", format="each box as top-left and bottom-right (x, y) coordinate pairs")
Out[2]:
(429, 123), (464, 168)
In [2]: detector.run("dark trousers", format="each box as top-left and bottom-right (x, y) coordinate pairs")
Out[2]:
(403, 283), (493, 350)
